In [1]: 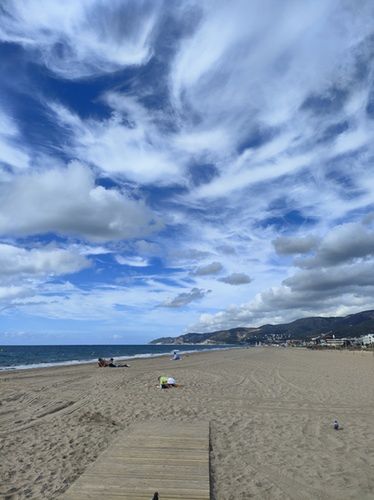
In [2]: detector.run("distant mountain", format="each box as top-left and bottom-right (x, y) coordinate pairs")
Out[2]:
(150, 309), (374, 345)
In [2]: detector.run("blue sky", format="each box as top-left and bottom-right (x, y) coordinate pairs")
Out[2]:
(1, 0), (374, 344)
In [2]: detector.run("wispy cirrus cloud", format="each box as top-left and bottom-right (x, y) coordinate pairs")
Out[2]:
(0, 243), (90, 314)
(115, 255), (149, 267)
(48, 97), (184, 186)
(0, 109), (30, 171)
(1, 1), (374, 341)
(0, 0), (162, 79)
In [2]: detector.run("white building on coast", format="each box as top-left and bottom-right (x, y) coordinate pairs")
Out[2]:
(360, 334), (374, 346)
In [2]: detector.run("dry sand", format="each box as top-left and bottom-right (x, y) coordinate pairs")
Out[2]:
(0, 347), (373, 500)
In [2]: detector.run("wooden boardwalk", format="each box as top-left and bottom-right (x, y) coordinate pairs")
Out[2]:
(62, 421), (210, 500)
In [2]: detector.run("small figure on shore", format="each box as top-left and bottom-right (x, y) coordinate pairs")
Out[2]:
(333, 419), (339, 430)
(159, 375), (169, 389)
(98, 357), (129, 368)
(158, 375), (177, 388)
(151, 492), (159, 500)
(172, 350), (181, 360)
(108, 358), (129, 368)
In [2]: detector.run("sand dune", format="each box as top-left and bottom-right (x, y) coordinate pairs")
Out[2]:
(0, 348), (373, 499)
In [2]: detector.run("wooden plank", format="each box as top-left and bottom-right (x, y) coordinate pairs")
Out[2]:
(62, 421), (210, 500)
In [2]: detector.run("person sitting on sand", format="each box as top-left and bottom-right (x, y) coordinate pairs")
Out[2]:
(108, 358), (129, 368)
(98, 358), (108, 367)
(159, 375), (169, 389)
(167, 376), (176, 387)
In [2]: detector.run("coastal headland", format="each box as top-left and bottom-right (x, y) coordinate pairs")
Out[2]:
(1, 348), (373, 499)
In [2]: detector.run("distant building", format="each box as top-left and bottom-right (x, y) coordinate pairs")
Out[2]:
(325, 338), (344, 347)
(309, 334), (356, 348)
(360, 334), (374, 346)
(287, 339), (305, 347)
(310, 332), (332, 346)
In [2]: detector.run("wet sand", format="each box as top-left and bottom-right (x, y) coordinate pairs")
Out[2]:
(1, 347), (373, 499)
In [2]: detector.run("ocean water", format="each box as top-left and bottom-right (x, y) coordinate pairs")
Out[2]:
(0, 344), (233, 371)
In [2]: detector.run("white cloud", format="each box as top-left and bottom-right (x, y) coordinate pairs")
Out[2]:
(172, 0), (373, 135)
(0, 162), (163, 242)
(191, 150), (314, 200)
(192, 261), (223, 276)
(115, 255), (149, 267)
(0, 285), (31, 302)
(296, 223), (374, 268)
(0, 278), (212, 325)
(284, 261), (374, 292)
(134, 240), (161, 256)
(0, 110), (19, 138)
(49, 98), (183, 185)
(0, 110), (30, 171)
(190, 223), (374, 332)
(219, 273), (252, 285)
(173, 128), (232, 156)
(190, 281), (374, 333)
(70, 244), (113, 256)
(0, 243), (90, 280)
(331, 125), (372, 157)
(0, 244), (90, 313)
(0, 0), (162, 78)
(162, 287), (211, 308)
(2, 1), (374, 341)
(0, 141), (29, 170)
(273, 235), (318, 255)
(166, 248), (213, 266)
(168, 0), (374, 215)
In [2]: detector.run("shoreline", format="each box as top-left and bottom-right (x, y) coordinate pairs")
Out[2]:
(1, 343), (371, 373)
(1, 347), (373, 499)
(0, 344), (239, 373)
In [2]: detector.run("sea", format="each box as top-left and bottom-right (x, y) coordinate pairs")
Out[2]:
(0, 344), (234, 371)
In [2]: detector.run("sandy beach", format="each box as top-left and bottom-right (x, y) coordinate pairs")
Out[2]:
(1, 347), (373, 499)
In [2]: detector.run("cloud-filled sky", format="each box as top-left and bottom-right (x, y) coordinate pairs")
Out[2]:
(1, 0), (374, 344)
